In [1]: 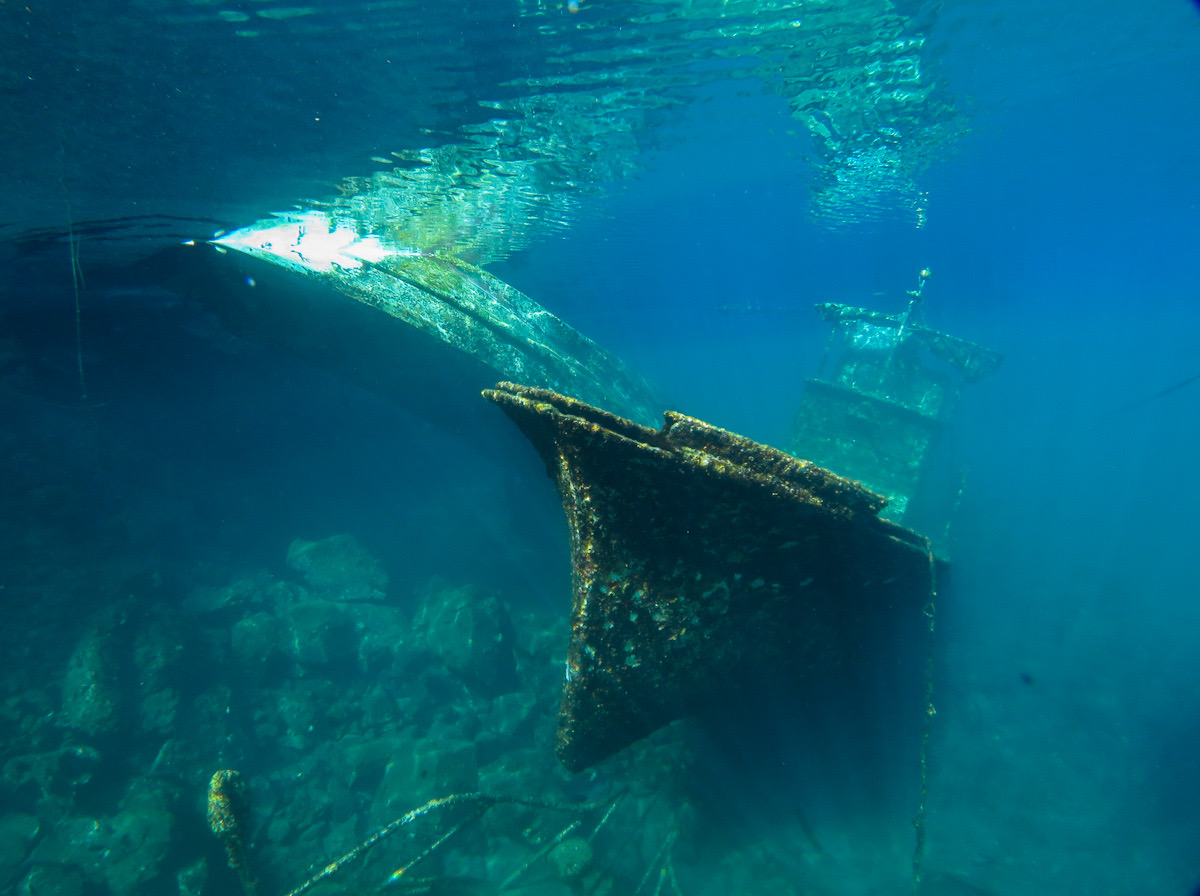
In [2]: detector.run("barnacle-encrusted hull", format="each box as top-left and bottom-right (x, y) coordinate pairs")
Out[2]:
(484, 382), (937, 772)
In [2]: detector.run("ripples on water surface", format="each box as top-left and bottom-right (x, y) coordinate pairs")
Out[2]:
(1, 0), (963, 253)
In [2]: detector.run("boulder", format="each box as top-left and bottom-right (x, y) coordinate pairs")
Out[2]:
(277, 599), (358, 672)
(230, 610), (288, 676)
(416, 583), (517, 696)
(0, 813), (38, 888)
(61, 628), (121, 736)
(24, 779), (173, 896)
(103, 780), (174, 896)
(2, 745), (101, 807)
(286, 534), (388, 603)
(17, 864), (84, 896)
(183, 573), (271, 617)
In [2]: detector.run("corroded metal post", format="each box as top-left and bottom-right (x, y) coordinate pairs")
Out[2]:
(207, 769), (259, 896)
(484, 382), (936, 772)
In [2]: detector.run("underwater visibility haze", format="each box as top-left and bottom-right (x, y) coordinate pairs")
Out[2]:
(1, 1), (1199, 895)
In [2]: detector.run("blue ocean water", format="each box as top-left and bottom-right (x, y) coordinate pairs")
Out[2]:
(2, 1), (1198, 895)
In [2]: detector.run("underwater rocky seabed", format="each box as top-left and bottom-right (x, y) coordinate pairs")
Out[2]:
(0, 322), (917, 896)
(0, 523), (896, 896)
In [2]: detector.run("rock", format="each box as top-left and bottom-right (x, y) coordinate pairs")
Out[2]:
(369, 729), (419, 822)
(549, 837), (593, 880)
(321, 813), (360, 863)
(277, 599), (358, 672)
(413, 737), (478, 800)
(369, 735), (479, 821)
(176, 858), (208, 896)
(103, 780), (173, 896)
(345, 737), (396, 793)
(485, 690), (539, 742)
(357, 686), (406, 731)
(274, 686), (319, 746)
(61, 605), (190, 738)
(24, 780), (173, 896)
(416, 583), (517, 696)
(513, 611), (569, 693)
(264, 578), (307, 607)
(131, 611), (186, 688)
(25, 815), (110, 886)
(138, 687), (180, 735)
(474, 690), (541, 766)
(3, 745), (102, 806)
(426, 876), (526, 896)
(352, 603), (412, 673)
(286, 534), (388, 603)
(265, 813), (292, 849)
(477, 748), (561, 800)
(374, 734), (482, 810)
(61, 628), (122, 736)
(183, 573), (271, 617)
(131, 611), (187, 733)
(230, 611), (288, 676)
(17, 864), (84, 896)
(0, 812), (39, 887)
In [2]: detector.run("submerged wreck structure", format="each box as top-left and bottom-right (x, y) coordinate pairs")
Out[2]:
(485, 279), (1000, 772)
(790, 271), (1003, 543)
(485, 382), (940, 772)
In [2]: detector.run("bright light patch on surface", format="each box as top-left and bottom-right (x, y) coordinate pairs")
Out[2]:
(213, 212), (393, 273)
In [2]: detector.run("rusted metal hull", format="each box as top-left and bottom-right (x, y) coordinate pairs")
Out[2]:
(484, 382), (937, 772)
